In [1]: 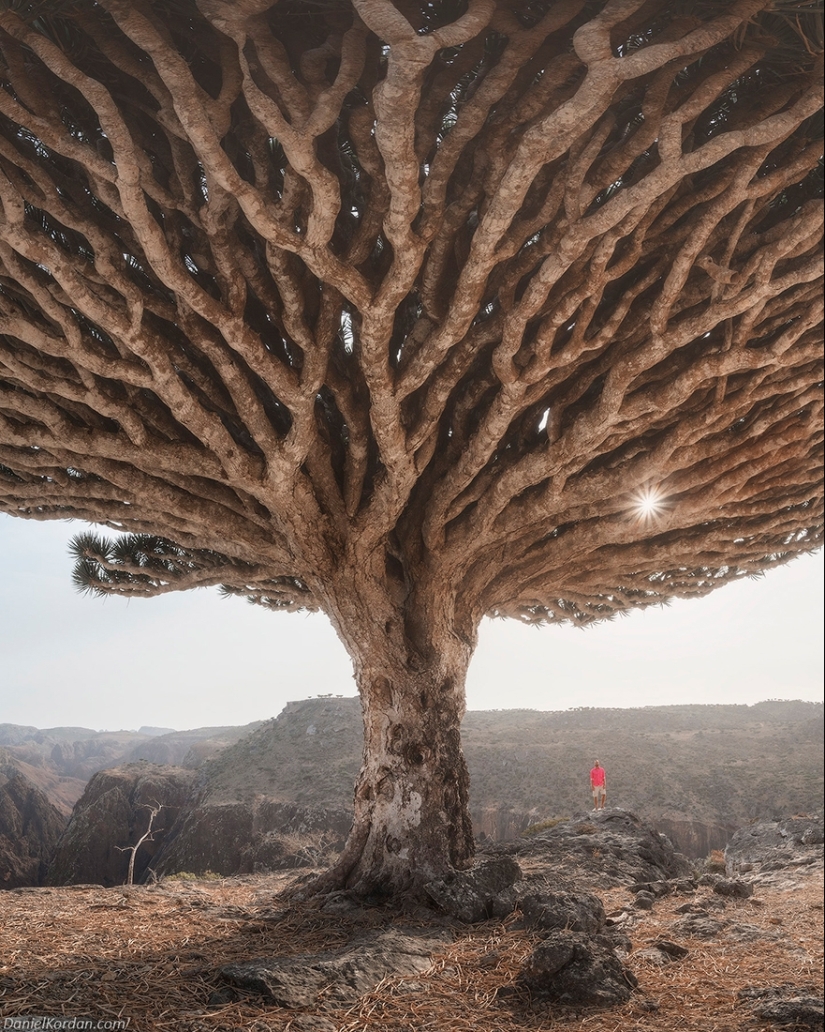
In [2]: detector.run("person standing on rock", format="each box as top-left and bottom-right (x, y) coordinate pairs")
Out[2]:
(590, 761), (606, 810)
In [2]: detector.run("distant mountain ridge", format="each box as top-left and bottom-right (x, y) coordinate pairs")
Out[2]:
(195, 697), (823, 836)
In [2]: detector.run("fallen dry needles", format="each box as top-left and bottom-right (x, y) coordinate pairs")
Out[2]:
(0, 867), (821, 1032)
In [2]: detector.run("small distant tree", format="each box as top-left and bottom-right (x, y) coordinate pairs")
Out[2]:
(0, 0), (822, 895)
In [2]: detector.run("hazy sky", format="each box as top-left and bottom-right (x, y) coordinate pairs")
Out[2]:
(0, 513), (821, 732)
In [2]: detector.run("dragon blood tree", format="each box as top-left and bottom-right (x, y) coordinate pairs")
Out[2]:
(0, 0), (822, 894)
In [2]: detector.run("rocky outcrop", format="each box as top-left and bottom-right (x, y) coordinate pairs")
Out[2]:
(0, 761), (66, 888)
(215, 819), (651, 1015)
(45, 759), (354, 884)
(3, 700), (822, 855)
(16, 698), (824, 889)
(476, 810), (732, 860)
(724, 813), (824, 885)
(506, 809), (694, 889)
(47, 764), (197, 887)
(220, 928), (448, 1008)
(0, 722), (261, 815)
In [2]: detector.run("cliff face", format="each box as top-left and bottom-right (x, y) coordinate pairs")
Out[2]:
(47, 764), (196, 887)
(152, 799), (353, 878)
(655, 818), (735, 858)
(0, 761), (67, 888)
(146, 701), (359, 878)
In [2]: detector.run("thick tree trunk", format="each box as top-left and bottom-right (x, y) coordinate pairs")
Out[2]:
(315, 573), (478, 896)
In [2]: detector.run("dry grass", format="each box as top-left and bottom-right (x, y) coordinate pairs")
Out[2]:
(0, 865), (821, 1032)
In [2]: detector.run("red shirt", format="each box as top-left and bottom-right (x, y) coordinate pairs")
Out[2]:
(590, 766), (605, 786)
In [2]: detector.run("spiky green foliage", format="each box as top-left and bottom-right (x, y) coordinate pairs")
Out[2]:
(69, 530), (317, 608)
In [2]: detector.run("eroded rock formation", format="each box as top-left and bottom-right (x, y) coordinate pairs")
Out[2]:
(0, 761), (66, 888)
(47, 764), (196, 887)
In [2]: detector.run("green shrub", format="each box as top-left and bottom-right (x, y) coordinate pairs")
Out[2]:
(164, 869), (223, 882)
(704, 850), (727, 874)
(522, 817), (569, 837)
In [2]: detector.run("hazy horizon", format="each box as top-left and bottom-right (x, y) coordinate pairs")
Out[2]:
(2, 694), (822, 738)
(1, 515), (822, 732)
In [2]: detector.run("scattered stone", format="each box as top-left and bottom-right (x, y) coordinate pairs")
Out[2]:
(633, 939), (688, 965)
(672, 914), (723, 938)
(651, 939), (689, 959)
(674, 902), (708, 914)
(221, 928), (446, 1007)
(713, 878), (754, 898)
(424, 856), (521, 923)
(629, 879), (671, 897)
(739, 986), (824, 1029)
(705, 894), (728, 911)
(634, 947), (671, 966)
(671, 877), (699, 893)
(518, 930), (636, 1007)
(725, 922), (782, 943)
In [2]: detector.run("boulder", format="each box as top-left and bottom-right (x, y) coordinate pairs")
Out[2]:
(424, 856), (522, 923)
(518, 930), (636, 1007)
(515, 889), (606, 934)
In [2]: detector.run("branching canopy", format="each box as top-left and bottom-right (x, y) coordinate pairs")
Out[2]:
(0, 0), (822, 633)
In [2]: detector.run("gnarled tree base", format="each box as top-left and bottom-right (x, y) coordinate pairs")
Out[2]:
(303, 615), (476, 898)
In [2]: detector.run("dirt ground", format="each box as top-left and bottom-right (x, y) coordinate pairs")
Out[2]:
(0, 864), (821, 1032)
